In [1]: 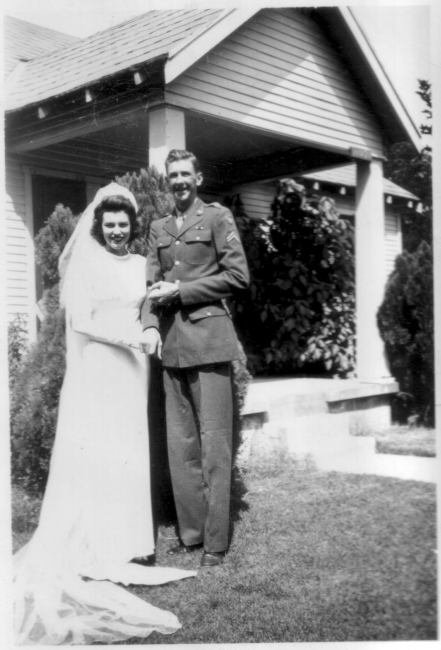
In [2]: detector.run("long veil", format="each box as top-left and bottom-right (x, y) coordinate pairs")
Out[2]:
(13, 183), (196, 645)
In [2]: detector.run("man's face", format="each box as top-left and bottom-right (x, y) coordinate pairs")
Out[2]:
(166, 159), (203, 212)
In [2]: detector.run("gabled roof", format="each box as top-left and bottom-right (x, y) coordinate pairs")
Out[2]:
(4, 6), (420, 152)
(5, 8), (224, 111)
(4, 15), (79, 79)
(300, 164), (419, 201)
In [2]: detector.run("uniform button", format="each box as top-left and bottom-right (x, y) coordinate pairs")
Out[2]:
(175, 261), (180, 266)
(207, 312), (211, 316)
(175, 279), (181, 284)
(175, 240), (180, 245)
(196, 236), (200, 240)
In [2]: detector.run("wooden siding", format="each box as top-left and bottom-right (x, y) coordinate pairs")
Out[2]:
(167, 9), (384, 157)
(384, 211), (401, 276)
(5, 157), (32, 326)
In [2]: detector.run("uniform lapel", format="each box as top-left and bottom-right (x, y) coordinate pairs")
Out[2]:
(176, 198), (204, 239)
(162, 214), (178, 238)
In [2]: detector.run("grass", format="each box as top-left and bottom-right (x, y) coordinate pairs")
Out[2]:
(11, 454), (437, 643)
(373, 425), (436, 458)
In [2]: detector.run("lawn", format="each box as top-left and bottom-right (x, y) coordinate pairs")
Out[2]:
(13, 453), (437, 643)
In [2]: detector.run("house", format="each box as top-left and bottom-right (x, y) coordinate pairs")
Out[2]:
(4, 6), (421, 384)
(233, 163), (420, 278)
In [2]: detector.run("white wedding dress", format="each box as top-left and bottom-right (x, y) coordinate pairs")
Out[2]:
(13, 246), (196, 645)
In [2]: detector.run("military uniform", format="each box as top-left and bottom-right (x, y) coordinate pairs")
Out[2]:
(142, 197), (249, 552)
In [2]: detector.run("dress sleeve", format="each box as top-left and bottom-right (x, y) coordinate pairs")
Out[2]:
(69, 265), (138, 348)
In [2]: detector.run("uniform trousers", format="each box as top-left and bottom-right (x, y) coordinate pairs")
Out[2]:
(163, 362), (233, 553)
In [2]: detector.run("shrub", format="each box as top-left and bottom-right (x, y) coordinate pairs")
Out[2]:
(229, 188), (355, 378)
(377, 241), (434, 425)
(10, 286), (66, 494)
(35, 204), (79, 287)
(8, 313), (28, 390)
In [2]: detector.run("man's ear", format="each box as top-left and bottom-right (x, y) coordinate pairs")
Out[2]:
(196, 172), (203, 187)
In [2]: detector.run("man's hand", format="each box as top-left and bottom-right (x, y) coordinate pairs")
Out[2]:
(149, 281), (180, 306)
(139, 328), (162, 358)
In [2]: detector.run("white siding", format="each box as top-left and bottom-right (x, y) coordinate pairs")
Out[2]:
(384, 210), (402, 276)
(5, 157), (34, 333)
(229, 183), (275, 221)
(168, 9), (383, 156)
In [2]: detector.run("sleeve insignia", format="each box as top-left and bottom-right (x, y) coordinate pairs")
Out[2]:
(227, 231), (239, 243)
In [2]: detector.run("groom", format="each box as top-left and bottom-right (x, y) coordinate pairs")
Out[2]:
(140, 149), (249, 567)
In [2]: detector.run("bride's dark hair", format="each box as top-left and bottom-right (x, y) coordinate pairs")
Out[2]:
(91, 195), (139, 246)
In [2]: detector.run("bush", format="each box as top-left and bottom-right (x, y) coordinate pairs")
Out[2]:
(8, 313), (28, 390)
(229, 188), (355, 378)
(10, 285), (66, 494)
(377, 241), (434, 426)
(35, 204), (79, 287)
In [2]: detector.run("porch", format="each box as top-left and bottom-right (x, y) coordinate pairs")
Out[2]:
(240, 377), (437, 483)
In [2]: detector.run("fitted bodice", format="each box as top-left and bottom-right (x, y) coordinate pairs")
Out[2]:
(90, 251), (146, 342)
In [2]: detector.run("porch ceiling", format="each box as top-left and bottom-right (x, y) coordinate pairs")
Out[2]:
(15, 111), (350, 193)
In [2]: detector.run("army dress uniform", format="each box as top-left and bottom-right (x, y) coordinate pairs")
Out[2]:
(141, 197), (249, 553)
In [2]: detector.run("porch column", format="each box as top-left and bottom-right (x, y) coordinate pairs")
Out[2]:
(148, 107), (186, 175)
(23, 168), (38, 343)
(355, 158), (391, 381)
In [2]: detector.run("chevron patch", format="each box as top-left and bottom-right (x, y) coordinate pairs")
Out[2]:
(227, 231), (239, 243)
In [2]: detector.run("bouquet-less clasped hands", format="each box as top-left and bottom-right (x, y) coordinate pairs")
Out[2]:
(138, 282), (179, 356)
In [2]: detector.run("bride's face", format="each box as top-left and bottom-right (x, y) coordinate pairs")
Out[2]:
(102, 211), (131, 256)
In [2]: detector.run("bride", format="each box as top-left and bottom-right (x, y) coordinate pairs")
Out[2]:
(13, 183), (196, 645)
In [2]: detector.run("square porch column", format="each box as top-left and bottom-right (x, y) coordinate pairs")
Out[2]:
(355, 158), (391, 381)
(148, 107), (186, 175)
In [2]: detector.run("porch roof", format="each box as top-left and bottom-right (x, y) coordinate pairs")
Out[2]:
(300, 165), (419, 201)
(5, 7), (420, 151)
(5, 8), (223, 111)
(4, 15), (79, 78)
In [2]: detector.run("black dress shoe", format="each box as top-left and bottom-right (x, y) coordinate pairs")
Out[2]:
(131, 555), (155, 566)
(200, 551), (225, 567)
(166, 542), (203, 556)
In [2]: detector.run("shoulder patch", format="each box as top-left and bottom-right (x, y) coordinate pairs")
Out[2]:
(207, 202), (222, 208)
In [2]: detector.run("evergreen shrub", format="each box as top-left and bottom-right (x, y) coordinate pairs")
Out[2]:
(377, 241), (434, 425)
(8, 313), (28, 390)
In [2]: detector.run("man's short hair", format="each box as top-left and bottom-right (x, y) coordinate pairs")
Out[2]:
(165, 149), (201, 174)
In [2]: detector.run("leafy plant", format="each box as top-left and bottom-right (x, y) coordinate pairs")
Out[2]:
(230, 189), (355, 378)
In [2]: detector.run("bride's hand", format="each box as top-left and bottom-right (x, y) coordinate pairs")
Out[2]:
(139, 328), (162, 358)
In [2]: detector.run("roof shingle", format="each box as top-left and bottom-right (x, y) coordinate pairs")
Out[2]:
(5, 8), (223, 111)
(4, 15), (79, 79)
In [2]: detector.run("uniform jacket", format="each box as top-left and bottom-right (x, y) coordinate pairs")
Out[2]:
(141, 197), (250, 368)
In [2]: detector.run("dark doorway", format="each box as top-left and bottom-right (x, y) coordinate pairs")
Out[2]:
(32, 175), (87, 300)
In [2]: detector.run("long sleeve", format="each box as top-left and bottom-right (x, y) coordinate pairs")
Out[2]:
(141, 222), (163, 330)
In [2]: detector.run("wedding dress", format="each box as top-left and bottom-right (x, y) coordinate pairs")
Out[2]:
(13, 185), (196, 645)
